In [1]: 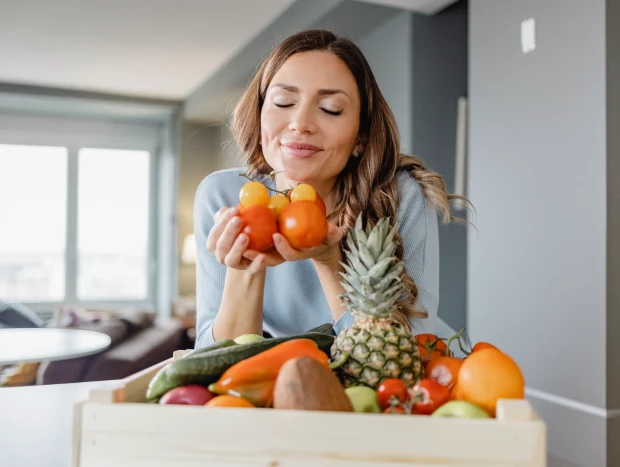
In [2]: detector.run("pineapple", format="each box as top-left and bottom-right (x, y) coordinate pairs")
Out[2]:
(330, 215), (423, 389)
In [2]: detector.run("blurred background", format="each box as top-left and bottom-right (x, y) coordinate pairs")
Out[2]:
(0, 1), (617, 466)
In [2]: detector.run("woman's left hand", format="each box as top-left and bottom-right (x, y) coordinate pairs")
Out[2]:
(242, 222), (345, 268)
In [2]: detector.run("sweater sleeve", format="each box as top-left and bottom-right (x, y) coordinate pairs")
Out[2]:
(193, 174), (229, 349)
(332, 171), (439, 335)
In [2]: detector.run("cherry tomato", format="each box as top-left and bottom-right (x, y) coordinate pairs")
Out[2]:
(383, 405), (407, 414)
(290, 183), (316, 202)
(415, 333), (448, 362)
(238, 205), (278, 252)
(410, 379), (451, 415)
(424, 356), (464, 389)
(279, 200), (327, 249)
(239, 181), (269, 208)
(377, 378), (409, 411)
(266, 195), (290, 220)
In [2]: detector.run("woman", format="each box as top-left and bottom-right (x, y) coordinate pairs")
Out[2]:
(194, 29), (463, 349)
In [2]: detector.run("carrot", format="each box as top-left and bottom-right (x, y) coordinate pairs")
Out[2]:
(208, 338), (329, 407)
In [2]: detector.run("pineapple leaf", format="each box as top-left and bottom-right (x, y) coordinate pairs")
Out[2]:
(374, 263), (404, 290)
(366, 218), (385, 259)
(357, 242), (376, 270)
(366, 257), (394, 279)
(355, 215), (369, 245)
(377, 241), (398, 262)
(382, 220), (400, 252)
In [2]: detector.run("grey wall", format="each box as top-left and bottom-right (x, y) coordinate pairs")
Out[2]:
(356, 12), (413, 154)
(607, 0), (620, 464)
(469, 0), (613, 465)
(410, 0), (468, 333)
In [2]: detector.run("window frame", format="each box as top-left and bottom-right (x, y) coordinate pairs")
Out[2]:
(0, 112), (163, 313)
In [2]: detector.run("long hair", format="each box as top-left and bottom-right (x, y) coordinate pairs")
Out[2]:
(230, 29), (469, 330)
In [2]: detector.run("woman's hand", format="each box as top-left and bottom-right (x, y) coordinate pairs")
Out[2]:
(206, 207), (266, 275)
(242, 222), (345, 269)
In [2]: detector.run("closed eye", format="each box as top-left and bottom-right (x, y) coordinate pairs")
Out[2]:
(321, 108), (342, 116)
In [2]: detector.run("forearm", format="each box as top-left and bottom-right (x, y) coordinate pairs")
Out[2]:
(313, 251), (347, 322)
(213, 268), (266, 340)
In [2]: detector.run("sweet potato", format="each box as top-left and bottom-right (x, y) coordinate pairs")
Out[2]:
(273, 356), (353, 412)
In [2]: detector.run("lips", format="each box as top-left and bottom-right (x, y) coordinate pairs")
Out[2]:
(281, 142), (322, 158)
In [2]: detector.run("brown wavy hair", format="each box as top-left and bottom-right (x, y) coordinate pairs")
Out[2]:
(231, 29), (469, 330)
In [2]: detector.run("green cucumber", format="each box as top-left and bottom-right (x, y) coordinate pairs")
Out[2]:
(307, 322), (335, 335)
(184, 338), (237, 358)
(145, 331), (334, 402)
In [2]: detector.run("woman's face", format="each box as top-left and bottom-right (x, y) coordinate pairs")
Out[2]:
(260, 50), (361, 196)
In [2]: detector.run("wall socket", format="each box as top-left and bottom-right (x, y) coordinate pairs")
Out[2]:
(521, 18), (536, 54)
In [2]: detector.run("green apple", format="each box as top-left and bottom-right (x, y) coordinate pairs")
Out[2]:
(233, 334), (266, 344)
(431, 400), (491, 418)
(345, 386), (381, 413)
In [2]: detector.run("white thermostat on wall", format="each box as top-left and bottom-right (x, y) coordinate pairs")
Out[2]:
(521, 18), (536, 54)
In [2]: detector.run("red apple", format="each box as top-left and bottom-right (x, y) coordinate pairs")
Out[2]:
(159, 385), (215, 405)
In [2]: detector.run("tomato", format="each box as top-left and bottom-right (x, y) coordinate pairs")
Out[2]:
(290, 183), (316, 202)
(377, 378), (409, 410)
(239, 181), (269, 208)
(450, 382), (462, 401)
(410, 379), (451, 415)
(279, 200), (328, 249)
(415, 333), (448, 362)
(457, 348), (525, 417)
(266, 195), (290, 220)
(314, 193), (327, 216)
(205, 395), (256, 408)
(472, 342), (498, 353)
(383, 405), (407, 414)
(238, 205), (278, 252)
(425, 356), (463, 389)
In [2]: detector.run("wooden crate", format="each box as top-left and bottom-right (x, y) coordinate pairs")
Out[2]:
(72, 350), (547, 467)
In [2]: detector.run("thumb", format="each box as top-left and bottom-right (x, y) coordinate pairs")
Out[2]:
(325, 222), (345, 245)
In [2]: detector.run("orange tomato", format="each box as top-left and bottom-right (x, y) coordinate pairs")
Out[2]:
(425, 356), (463, 389)
(205, 395), (256, 408)
(279, 200), (328, 249)
(314, 193), (327, 216)
(238, 205), (278, 252)
(457, 348), (525, 417)
(472, 342), (498, 353)
(450, 382), (462, 400)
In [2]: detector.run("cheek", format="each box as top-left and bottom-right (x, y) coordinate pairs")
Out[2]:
(260, 107), (286, 143)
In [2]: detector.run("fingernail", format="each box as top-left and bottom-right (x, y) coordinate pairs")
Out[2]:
(231, 217), (241, 226)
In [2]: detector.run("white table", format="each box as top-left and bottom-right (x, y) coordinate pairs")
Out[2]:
(0, 328), (111, 365)
(0, 381), (115, 467)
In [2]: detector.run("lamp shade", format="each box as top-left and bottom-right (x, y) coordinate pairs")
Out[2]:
(181, 233), (197, 265)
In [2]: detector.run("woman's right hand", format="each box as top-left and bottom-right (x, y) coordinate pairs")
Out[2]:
(206, 207), (266, 275)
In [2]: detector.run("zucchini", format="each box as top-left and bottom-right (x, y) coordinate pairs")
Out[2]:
(183, 338), (237, 358)
(307, 322), (335, 335)
(145, 331), (335, 402)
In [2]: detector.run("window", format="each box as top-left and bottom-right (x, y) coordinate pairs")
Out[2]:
(0, 144), (68, 302)
(77, 148), (151, 301)
(0, 115), (160, 310)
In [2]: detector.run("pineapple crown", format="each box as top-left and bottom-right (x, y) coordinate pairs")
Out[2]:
(338, 215), (406, 320)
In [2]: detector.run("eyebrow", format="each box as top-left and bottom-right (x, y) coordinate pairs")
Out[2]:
(272, 83), (350, 100)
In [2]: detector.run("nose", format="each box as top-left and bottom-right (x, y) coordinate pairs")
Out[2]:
(288, 103), (317, 134)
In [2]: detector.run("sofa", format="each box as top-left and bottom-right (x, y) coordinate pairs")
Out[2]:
(0, 303), (189, 386)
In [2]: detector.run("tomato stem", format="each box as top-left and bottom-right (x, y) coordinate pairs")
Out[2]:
(239, 171), (293, 198)
(445, 327), (466, 356)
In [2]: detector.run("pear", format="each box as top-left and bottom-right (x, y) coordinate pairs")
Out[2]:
(345, 386), (381, 413)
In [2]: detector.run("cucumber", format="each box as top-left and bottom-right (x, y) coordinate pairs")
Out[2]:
(145, 331), (335, 402)
(307, 322), (335, 335)
(145, 339), (236, 402)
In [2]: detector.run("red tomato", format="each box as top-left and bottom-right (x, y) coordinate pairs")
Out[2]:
(383, 405), (407, 414)
(238, 205), (278, 252)
(279, 200), (327, 249)
(415, 333), (448, 362)
(425, 356), (464, 389)
(377, 378), (409, 411)
(410, 379), (451, 415)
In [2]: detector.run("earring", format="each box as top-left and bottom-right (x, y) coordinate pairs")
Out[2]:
(352, 143), (365, 157)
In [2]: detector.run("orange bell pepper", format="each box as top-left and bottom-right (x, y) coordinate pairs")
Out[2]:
(208, 338), (330, 407)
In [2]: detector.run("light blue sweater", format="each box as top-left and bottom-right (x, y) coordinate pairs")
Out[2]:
(193, 167), (440, 349)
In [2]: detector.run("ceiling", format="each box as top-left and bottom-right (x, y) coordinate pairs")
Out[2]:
(0, 0), (458, 109)
(353, 0), (458, 14)
(0, 0), (296, 100)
